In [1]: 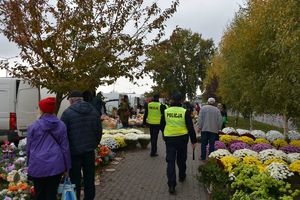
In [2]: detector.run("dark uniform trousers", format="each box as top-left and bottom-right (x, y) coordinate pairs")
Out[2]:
(164, 134), (189, 187)
(149, 124), (161, 155)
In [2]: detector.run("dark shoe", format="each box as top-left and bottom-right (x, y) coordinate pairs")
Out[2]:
(169, 186), (176, 194)
(179, 176), (186, 182)
(150, 153), (158, 157)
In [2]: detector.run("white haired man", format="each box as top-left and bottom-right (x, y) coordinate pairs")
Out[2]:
(197, 97), (222, 161)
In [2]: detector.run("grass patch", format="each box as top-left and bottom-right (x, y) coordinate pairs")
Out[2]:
(227, 116), (283, 133)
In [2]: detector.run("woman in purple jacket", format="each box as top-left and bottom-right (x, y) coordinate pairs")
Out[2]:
(27, 97), (71, 200)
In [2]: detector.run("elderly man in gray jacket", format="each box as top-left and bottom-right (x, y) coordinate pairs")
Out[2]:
(197, 97), (223, 161)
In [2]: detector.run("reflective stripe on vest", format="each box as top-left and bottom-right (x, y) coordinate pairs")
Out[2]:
(147, 102), (161, 125)
(164, 107), (188, 137)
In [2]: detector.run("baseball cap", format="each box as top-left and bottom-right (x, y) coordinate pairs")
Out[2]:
(67, 90), (83, 99)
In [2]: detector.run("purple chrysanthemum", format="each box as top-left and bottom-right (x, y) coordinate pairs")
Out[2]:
(229, 142), (250, 153)
(279, 145), (300, 154)
(215, 141), (227, 150)
(251, 143), (274, 152)
(230, 140), (242, 145)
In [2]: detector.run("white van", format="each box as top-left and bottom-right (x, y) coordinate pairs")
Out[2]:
(0, 78), (39, 142)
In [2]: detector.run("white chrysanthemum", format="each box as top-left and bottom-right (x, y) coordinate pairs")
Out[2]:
(124, 133), (139, 140)
(112, 133), (125, 138)
(100, 138), (118, 149)
(102, 134), (113, 139)
(17, 168), (28, 182)
(250, 130), (266, 138)
(236, 129), (250, 135)
(266, 162), (293, 180)
(233, 149), (258, 158)
(259, 149), (287, 162)
(129, 129), (144, 134)
(138, 134), (151, 140)
(288, 131), (300, 140)
(208, 149), (231, 159)
(266, 130), (285, 142)
(103, 129), (120, 134)
(14, 157), (26, 165)
(287, 153), (300, 163)
(222, 127), (237, 134)
(18, 138), (27, 150)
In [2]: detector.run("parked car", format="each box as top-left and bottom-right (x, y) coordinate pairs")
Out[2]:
(0, 78), (39, 142)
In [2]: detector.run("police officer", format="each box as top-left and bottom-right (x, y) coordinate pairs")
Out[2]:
(143, 93), (166, 157)
(161, 93), (197, 194)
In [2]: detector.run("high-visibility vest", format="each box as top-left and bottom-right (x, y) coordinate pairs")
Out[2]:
(164, 107), (188, 137)
(147, 102), (161, 125)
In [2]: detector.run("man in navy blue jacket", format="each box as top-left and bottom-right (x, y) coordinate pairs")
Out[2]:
(61, 90), (102, 200)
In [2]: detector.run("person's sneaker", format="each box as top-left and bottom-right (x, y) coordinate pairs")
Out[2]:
(169, 186), (176, 194)
(150, 153), (158, 157)
(179, 176), (186, 182)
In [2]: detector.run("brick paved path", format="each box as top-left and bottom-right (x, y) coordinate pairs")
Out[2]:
(95, 132), (208, 200)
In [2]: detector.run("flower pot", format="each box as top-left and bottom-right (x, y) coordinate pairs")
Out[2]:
(124, 139), (138, 149)
(138, 139), (150, 149)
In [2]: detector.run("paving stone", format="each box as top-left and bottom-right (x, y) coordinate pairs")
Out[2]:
(95, 136), (208, 200)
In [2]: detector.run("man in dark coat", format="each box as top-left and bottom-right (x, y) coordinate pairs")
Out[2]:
(61, 90), (102, 200)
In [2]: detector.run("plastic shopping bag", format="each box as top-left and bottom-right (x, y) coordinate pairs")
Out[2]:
(58, 177), (77, 200)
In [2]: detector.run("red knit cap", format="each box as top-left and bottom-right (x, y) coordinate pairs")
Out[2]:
(38, 97), (56, 114)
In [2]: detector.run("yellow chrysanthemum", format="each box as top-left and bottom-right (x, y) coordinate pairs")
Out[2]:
(289, 160), (300, 175)
(272, 139), (288, 148)
(257, 164), (267, 172)
(290, 140), (300, 148)
(113, 136), (127, 148)
(220, 135), (239, 145)
(254, 138), (270, 144)
(264, 158), (287, 165)
(220, 155), (240, 172)
(238, 136), (255, 145)
(242, 156), (262, 166)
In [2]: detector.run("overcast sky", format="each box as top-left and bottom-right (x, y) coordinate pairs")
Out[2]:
(0, 0), (245, 94)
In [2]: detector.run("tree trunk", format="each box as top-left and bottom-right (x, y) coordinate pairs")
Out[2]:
(249, 112), (253, 131)
(55, 92), (64, 115)
(235, 111), (239, 127)
(283, 114), (289, 136)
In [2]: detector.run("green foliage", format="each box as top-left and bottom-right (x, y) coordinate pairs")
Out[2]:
(145, 28), (215, 99)
(0, 0), (179, 110)
(231, 190), (251, 200)
(217, 0), (300, 126)
(231, 164), (300, 200)
(198, 159), (231, 200)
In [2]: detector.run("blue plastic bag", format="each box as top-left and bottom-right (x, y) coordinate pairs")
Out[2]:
(58, 177), (77, 200)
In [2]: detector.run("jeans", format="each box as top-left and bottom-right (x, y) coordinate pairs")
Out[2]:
(200, 131), (218, 160)
(70, 151), (95, 200)
(32, 173), (62, 200)
(165, 135), (189, 187)
(149, 125), (160, 155)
